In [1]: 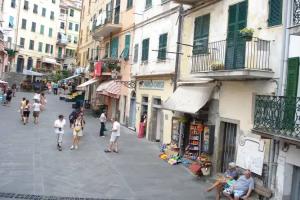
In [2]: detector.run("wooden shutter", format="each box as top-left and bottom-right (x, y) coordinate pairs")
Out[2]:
(110, 37), (119, 58)
(142, 39), (149, 61)
(193, 14), (210, 55)
(124, 35), (131, 60)
(158, 33), (168, 60)
(286, 57), (300, 97)
(268, 0), (282, 26)
(134, 44), (138, 63)
(146, 0), (152, 8)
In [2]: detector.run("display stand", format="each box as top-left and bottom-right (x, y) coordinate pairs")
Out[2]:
(186, 123), (203, 160)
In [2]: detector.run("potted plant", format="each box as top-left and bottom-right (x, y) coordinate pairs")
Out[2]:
(240, 28), (254, 41)
(210, 62), (224, 71)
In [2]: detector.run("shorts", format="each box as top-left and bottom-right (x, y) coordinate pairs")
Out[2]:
(233, 190), (246, 198)
(23, 111), (30, 117)
(33, 111), (40, 117)
(110, 134), (119, 143)
(73, 129), (83, 137)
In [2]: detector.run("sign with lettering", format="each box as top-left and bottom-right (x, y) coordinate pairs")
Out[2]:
(139, 80), (164, 90)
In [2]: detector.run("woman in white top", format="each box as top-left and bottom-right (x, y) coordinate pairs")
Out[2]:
(32, 100), (42, 124)
(70, 114), (85, 150)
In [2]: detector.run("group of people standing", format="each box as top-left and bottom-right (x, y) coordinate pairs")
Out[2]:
(20, 92), (47, 125)
(0, 84), (16, 106)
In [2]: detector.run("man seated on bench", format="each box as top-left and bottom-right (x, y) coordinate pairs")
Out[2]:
(223, 169), (254, 200)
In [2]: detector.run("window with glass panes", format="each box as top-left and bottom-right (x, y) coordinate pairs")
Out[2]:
(40, 25), (44, 35)
(31, 22), (36, 32)
(20, 38), (25, 48)
(268, 0), (282, 26)
(38, 42), (43, 52)
(50, 11), (54, 20)
(45, 44), (50, 53)
(29, 40), (34, 50)
(105, 42), (110, 57)
(11, 0), (16, 8)
(127, 0), (133, 9)
(48, 28), (53, 37)
(75, 24), (79, 31)
(193, 14), (210, 55)
(145, 0), (152, 9)
(70, 9), (74, 17)
(142, 38), (149, 61)
(42, 8), (46, 17)
(8, 16), (14, 28)
(33, 4), (38, 14)
(110, 37), (119, 58)
(114, 0), (120, 24)
(123, 35), (131, 60)
(50, 45), (53, 54)
(24, 1), (29, 10)
(69, 22), (73, 30)
(21, 19), (26, 29)
(158, 33), (167, 60)
(60, 22), (64, 29)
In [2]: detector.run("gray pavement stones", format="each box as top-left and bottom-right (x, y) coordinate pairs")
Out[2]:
(0, 92), (217, 200)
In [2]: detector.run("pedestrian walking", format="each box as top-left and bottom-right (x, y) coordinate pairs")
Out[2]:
(32, 100), (42, 124)
(40, 93), (47, 111)
(47, 82), (52, 94)
(70, 114), (85, 150)
(99, 111), (107, 137)
(53, 82), (58, 95)
(23, 100), (31, 125)
(5, 88), (12, 106)
(11, 83), (17, 97)
(54, 115), (66, 151)
(69, 109), (79, 128)
(33, 91), (41, 103)
(20, 97), (26, 120)
(104, 117), (121, 153)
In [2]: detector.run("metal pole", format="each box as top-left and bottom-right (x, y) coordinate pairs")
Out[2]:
(173, 5), (184, 92)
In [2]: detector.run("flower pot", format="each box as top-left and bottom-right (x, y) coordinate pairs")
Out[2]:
(241, 32), (253, 41)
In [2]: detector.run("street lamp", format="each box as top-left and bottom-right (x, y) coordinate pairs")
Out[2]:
(111, 69), (136, 89)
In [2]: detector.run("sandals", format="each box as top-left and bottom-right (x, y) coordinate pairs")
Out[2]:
(104, 149), (111, 153)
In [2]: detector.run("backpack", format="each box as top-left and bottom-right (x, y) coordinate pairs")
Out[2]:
(69, 111), (78, 121)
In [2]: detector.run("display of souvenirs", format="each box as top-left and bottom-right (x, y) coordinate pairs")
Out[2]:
(185, 123), (203, 160)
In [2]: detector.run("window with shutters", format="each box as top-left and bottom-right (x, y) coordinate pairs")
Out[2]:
(40, 25), (44, 35)
(121, 35), (131, 60)
(105, 42), (110, 58)
(38, 42), (43, 52)
(133, 44), (138, 63)
(127, 0), (133, 9)
(114, 0), (120, 24)
(11, 0), (16, 8)
(33, 4), (38, 14)
(142, 38), (150, 62)
(49, 28), (53, 37)
(268, 0), (283, 26)
(145, 0), (152, 9)
(50, 11), (54, 20)
(42, 8), (46, 17)
(70, 9), (74, 17)
(75, 24), (79, 31)
(45, 44), (50, 53)
(24, 1), (29, 10)
(21, 19), (26, 29)
(20, 38), (25, 48)
(29, 40), (34, 50)
(158, 33), (168, 60)
(60, 22), (64, 29)
(8, 16), (14, 28)
(69, 22), (73, 30)
(110, 37), (119, 58)
(193, 14), (210, 55)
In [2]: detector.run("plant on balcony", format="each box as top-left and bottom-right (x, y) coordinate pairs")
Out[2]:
(210, 62), (224, 71)
(240, 28), (254, 41)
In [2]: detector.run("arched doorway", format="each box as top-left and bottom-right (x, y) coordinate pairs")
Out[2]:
(129, 91), (136, 130)
(16, 56), (24, 73)
(27, 57), (33, 70)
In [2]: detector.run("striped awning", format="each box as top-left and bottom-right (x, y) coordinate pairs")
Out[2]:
(96, 80), (121, 99)
(76, 78), (98, 90)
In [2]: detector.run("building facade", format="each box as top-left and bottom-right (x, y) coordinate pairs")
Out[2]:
(56, 0), (81, 70)
(2, 0), (60, 73)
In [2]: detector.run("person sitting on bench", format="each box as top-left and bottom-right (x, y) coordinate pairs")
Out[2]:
(223, 169), (254, 200)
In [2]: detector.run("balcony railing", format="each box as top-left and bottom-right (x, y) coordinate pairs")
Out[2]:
(191, 37), (271, 73)
(253, 95), (300, 142)
(293, 0), (300, 26)
(56, 39), (68, 45)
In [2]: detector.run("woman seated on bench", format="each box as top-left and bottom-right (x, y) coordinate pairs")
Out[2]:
(207, 162), (238, 200)
(223, 169), (254, 200)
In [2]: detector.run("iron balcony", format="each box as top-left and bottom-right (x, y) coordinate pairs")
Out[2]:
(171, 0), (220, 6)
(253, 95), (300, 143)
(290, 0), (300, 35)
(190, 37), (274, 80)
(92, 16), (122, 40)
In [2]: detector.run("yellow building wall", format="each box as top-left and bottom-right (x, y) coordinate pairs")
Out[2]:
(135, 78), (174, 144)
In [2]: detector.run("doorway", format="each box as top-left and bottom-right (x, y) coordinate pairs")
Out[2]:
(122, 95), (127, 125)
(225, 1), (247, 69)
(150, 98), (163, 142)
(291, 166), (300, 200)
(220, 122), (237, 172)
(129, 91), (136, 129)
(27, 57), (33, 70)
(16, 56), (24, 73)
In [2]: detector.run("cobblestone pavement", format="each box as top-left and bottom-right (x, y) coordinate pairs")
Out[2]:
(0, 92), (216, 200)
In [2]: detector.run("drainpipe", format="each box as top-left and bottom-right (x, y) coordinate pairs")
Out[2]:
(173, 5), (184, 91)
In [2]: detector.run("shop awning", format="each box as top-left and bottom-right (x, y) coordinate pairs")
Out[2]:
(23, 69), (44, 77)
(96, 80), (121, 99)
(163, 84), (214, 114)
(76, 78), (98, 90)
(0, 80), (8, 84)
(62, 74), (81, 82)
(42, 57), (56, 64)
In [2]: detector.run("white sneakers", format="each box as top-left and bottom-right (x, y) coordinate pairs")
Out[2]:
(70, 145), (78, 150)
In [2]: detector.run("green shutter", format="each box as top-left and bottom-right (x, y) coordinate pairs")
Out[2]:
(146, 0), (152, 9)
(127, 0), (133, 9)
(268, 0), (282, 26)
(286, 57), (300, 97)
(110, 37), (119, 58)
(158, 33), (167, 60)
(193, 14), (210, 55)
(123, 34), (130, 60)
(142, 38), (149, 61)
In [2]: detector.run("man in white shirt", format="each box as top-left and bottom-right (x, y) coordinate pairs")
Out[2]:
(105, 117), (120, 153)
(32, 100), (42, 124)
(54, 115), (66, 151)
(33, 92), (41, 103)
(99, 111), (107, 137)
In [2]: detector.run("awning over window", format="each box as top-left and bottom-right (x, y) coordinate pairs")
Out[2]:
(96, 80), (121, 99)
(62, 74), (81, 82)
(163, 84), (215, 114)
(76, 78), (98, 90)
(23, 69), (44, 77)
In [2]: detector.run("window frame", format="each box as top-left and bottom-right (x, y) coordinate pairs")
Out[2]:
(29, 40), (34, 50)
(42, 8), (46, 17)
(48, 28), (53, 37)
(33, 4), (38, 14)
(20, 37), (25, 48)
(158, 33), (168, 60)
(21, 19), (26, 29)
(127, 0), (133, 10)
(31, 22), (36, 32)
(268, 0), (283, 27)
(40, 25), (45, 35)
(24, 1), (29, 10)
(70, 9), (74, 17)
(141, 38), (150, 62)
(145, 0), (152, 9)
(69, 22), (73, 30)
(133, 44), (139, 63)
(50, 11), (54, 20)
(38, 42), (43, 52)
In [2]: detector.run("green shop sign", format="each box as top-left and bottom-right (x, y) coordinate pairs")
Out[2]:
(140, 80), (164, 90)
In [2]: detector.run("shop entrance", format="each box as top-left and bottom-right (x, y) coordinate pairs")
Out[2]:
(291, 166), (300, 200)
(220, 122), (237, 172)
(150, 98), (163, 142)
(129, 92), (136, 129)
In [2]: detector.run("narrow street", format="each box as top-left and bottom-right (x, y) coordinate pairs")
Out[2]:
(0, 92), (214, 200)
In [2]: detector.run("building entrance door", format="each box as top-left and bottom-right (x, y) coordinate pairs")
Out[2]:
(129, 95), (136, 129)
(16, 56), (24, 73)
(291, 166), (300, 200)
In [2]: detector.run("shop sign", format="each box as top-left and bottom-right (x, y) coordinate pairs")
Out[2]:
(139, 80), (164, 90)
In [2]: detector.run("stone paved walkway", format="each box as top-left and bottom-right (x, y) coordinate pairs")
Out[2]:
(0, 92), (216, 200)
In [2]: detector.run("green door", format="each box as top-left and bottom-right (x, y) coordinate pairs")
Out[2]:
(225, 1), (247, 69)
(110, 37), (119, 58)
(284, 57), (299, 130)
